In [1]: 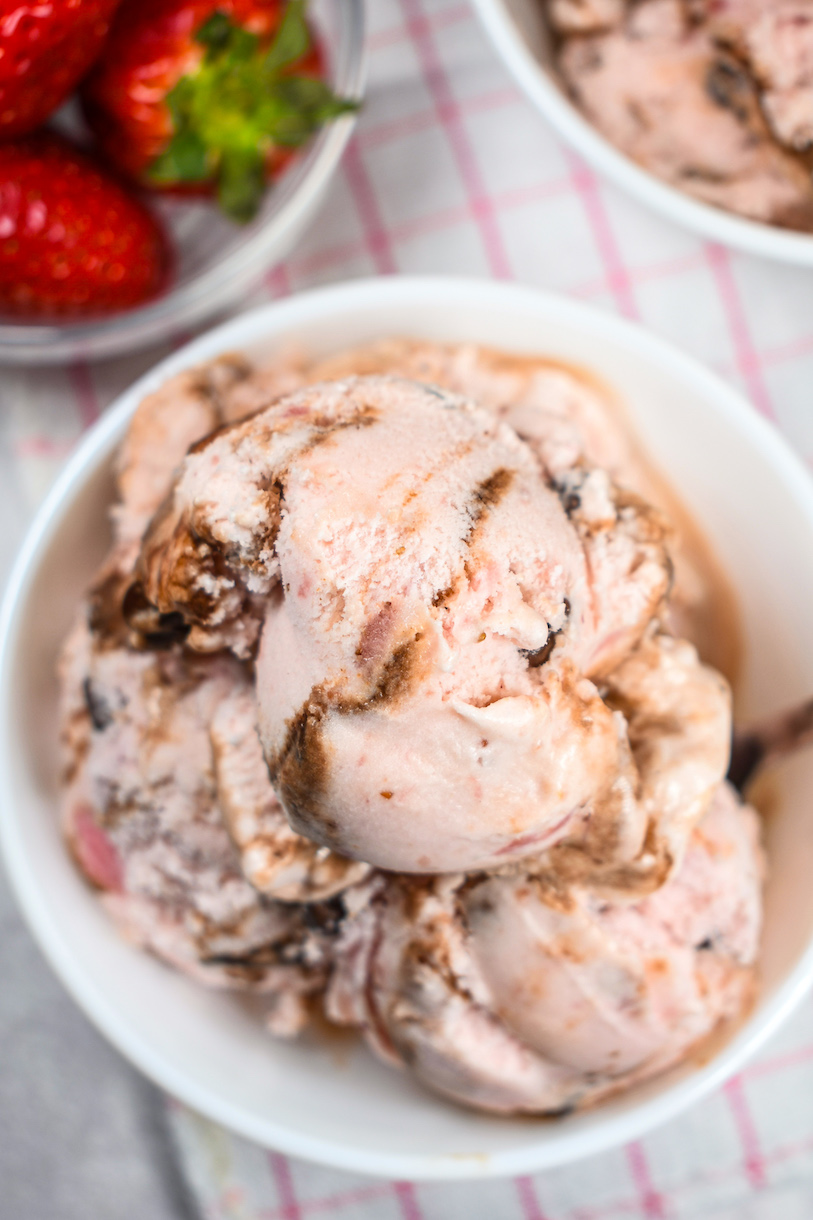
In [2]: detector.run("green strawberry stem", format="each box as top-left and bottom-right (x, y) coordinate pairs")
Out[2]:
(148, 0), (357, 222)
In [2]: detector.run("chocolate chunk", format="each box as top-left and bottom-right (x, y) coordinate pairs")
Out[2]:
(82, 678), (112, 731)
(122, 581), (191, 649)
(706, 59), (753, 124)
(520, 629), (559, 668)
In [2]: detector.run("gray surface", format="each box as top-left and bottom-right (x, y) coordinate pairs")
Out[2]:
(0, 870), (197, 1220)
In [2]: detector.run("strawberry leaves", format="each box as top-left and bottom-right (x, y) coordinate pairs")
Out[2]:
(147, 0), (357, 222)
(264, 0), (311, 71)
(218, 148), (266, 222)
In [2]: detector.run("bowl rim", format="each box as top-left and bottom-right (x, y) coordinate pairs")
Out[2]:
(0, 0), (367, 365)
(3, 275), (813, 1180)
(470, 0), (813, 267)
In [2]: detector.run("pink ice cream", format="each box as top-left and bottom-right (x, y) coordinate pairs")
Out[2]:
(134, 374), (719, 875)
(327, 782), (763, 1114)
(306, 338), (740, 677)
(60, 605), (361, 1030)
(704, 1), (813, 152)
(60, 617), (311, 1001)
(58, 359), (370, 1016)
(549, 0), (624, 33)
(57, 342), (764, 1117)
(550, 0), (813, 230)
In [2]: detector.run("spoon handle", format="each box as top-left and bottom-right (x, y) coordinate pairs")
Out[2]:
(729, 697), (813, 791)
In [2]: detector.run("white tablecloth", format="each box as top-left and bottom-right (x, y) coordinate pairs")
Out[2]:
(3, 1), (813, 1215)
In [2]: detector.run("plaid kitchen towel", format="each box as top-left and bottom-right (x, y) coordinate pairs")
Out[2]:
(168, 983), (813, 1219)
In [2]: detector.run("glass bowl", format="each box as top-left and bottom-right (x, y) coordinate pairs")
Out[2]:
(0, 0), (366, 365)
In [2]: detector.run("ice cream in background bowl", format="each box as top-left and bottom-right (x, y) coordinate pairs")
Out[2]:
(3, 278), (813, 1178)
(471, 0), (813, 267)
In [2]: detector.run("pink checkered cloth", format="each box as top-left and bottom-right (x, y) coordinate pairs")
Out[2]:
(5, 0), (813, 1214)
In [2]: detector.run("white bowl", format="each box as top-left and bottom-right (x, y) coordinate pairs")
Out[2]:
(471, 0), (813, 267)
(3, 277), (813, 1180)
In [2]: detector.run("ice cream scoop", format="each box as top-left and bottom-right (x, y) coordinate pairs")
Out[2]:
(135, 374), (681, 873)
(327, 782), (763, 1114)
(308, 338), (741, 679)
(548, 629), (731, 894)
(60, 617), (298, 986)
(113, 356), (253, 556)
(59, 611), (356, 1032)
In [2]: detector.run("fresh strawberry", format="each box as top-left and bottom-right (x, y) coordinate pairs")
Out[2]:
(0, 0), (122, 139)
(81, 0), (357, 222)
(0, 131), (169, 317)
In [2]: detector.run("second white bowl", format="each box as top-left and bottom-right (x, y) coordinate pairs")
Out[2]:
(471, 0), (813, 267)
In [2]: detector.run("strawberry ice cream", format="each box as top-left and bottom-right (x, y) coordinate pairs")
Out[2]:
(549, 0), (624, 33)
(327, 782), (762, 1114)
(59, 615), (331, 1034)
(705, 2), (813, 153)
(547, 0), (813, 231)
(57, 337), (764, 1116)
(134, 372), (734, 876)
(58, 358), (376, 1014)
(306, 339), (740, 678)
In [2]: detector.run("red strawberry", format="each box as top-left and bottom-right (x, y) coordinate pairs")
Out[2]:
(0, 131), (169, 317)
(0, 0), (122, 139)
(82, 0), (357, 222)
